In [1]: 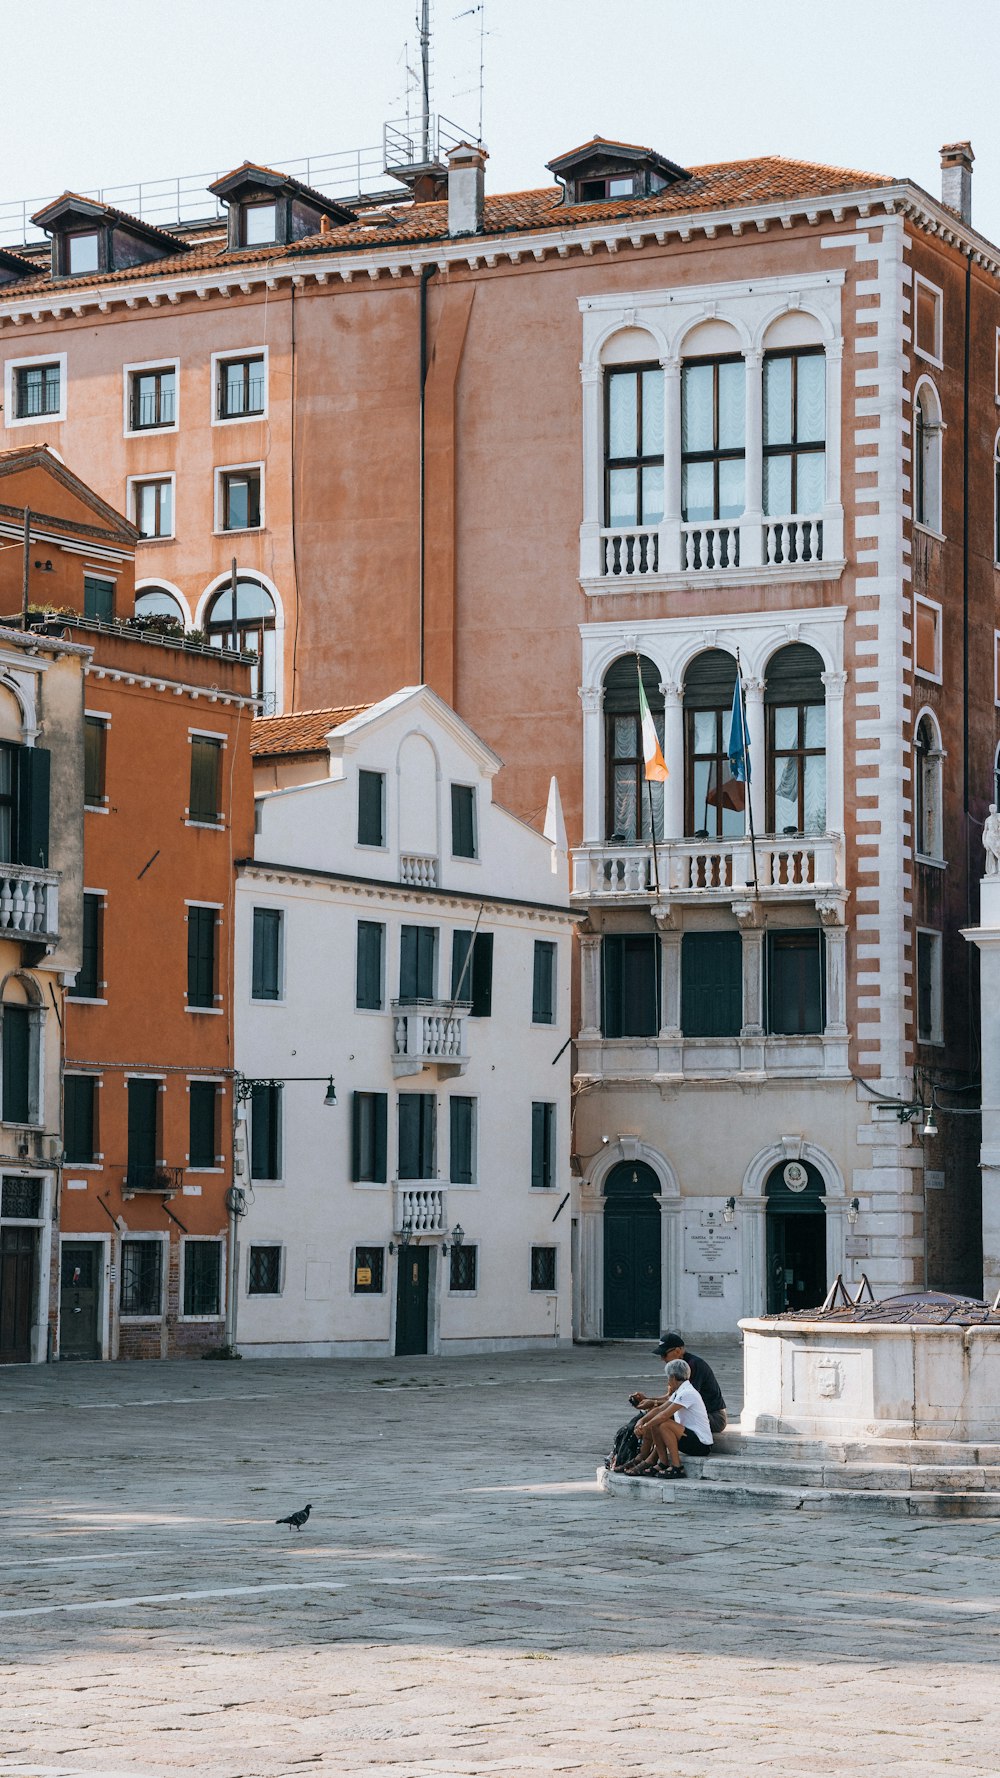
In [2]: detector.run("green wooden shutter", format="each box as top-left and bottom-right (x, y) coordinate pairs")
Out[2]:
(417, 1093), (435, 1176)
(681, 932), (743, 1037)
(450, 1096), (474, 1184)
(252, 908), (281, 1000)
(64, 1075), (95, 1163)
(71, 895), (101, 999)
(351, 1092), (386, 1183)
(372, 1093), (387, 1183)
(400, 926), (434, 999)
(2, 1006), (30, 1124)
(187, 908), (216, 1007)
(451, 785), (476, 857)
(127, 1079), (158, 1176)
(358, 770), (384, 845)
(398, 1095), (419, 1179)
(356, 922), (383, 1010)
(83, 719), (105, 806)
(767, 931), (825, 1034)
(620, 934), (659, 1036)
(532, 941), (555, 1024)
(451, 930), (473, 1001)
(251, 1083), (280, 1179)
(601, 936), (623, 1038)
(189, 739), (221, 823)
(83, 577), (114, 621)
(471, 933), (493, 1018)
(351, 1091), (364, 1181)
(189, 1082), (217, 1168)
(16, 746), (49, 869)
(531, 1102), (553, 1188)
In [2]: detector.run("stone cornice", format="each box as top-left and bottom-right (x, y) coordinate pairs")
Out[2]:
(239, 857), (576, 924)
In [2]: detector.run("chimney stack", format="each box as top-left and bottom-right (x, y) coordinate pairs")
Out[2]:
(940, 141), (974, 225)
(447, 142), (487, 237)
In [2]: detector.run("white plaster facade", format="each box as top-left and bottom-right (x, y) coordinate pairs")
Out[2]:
(234, 687), (574, 1357)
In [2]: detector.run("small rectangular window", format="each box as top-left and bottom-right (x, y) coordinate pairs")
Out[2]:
(70, 893), (102, 1000)
(532, 940), (556, 1024)
(400, 925), (437, 1001)
(187, 906), (217, 1009)
(353, 1245), (385, 1294)
(449, 1095), (476, 1184)
(64, 1074), (97, 1163)
(449, 1243), (478, 1292)
(531, 1101), (555, 1189)
(355, 920), (385, 1010)
(530, 1245), (557, 1291)
(189, 737), (222, 823)
(121, 1241), (163, 1316)
(252, 907), (283, 1001)
(244, 204), (277, 246)
(357, 770), (385, 846)
(915, 596), (942, 680)
(681, 932), (743, 1037)
(83, 718), (107, 806)
(398, 1093), (435, 1180)
(183, 1240), (222, 1316)
(451, 784), (477, 858)
(68, 232), (100, 274)
(250, 1082), (282, 1180)
(83, 577), (114, 622)
(914, 276), (943, 364)
(130, 366), (176, 430)
(917, 929), (943, 1043)
(602, 933), (660, 1038)
(134, 477), (173, 539)
(248, 1245), (282, 1295)
(2, 1005), (30, 1124)
(766, 930), (825, 1036)
(126, 1078), (159, 1184)
(451, 930), (493, 1017)
(351, 1091), (388, 1183)
(189, 1081), (218, 1170)
(221, 468), (261, 531)
(219, 354), (266, 419)
(15, 362), (60, 419)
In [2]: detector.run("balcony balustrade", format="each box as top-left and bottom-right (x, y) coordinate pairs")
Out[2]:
(571, 834), (841, 902)
(394, 1183), (446, 1237)
(391, 998), (469, 1078)
(680, 519), (740, 573)
(589, 513), (830, 585)
(600, 526), (659, 577)
(122, 1165), (183, 1195)
(764, 515), (824, 566)
(399, 851), (438, 888)
(0, 866), (59, 943)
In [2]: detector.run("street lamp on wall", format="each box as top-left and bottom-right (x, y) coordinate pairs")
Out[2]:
(441, 1222), (465, 1255)
(233, 1073), (337, 1105)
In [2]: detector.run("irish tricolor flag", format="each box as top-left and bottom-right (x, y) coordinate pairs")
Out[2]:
(638, 671), (668, 782)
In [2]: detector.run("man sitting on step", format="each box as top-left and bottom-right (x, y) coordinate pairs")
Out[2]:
(632, 1330), (728, 1435)
(630, 1359), (714, 1478)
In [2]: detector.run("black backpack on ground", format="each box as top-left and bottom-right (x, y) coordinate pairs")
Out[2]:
(606, 1413), (642, 1470)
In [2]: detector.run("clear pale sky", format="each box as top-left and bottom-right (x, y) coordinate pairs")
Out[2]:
(3, 0), (999, 242)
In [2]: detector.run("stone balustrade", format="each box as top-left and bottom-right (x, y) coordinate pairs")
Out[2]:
(0, 866), (59, 941)
(391, 999), (469, 1078)
(394, 1183), (446, 1237)
(572, 834), (840, 901)
(399, 852), (438, 887)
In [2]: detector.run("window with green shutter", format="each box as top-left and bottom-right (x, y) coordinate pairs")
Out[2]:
(2, 1005), (31, 1124)
(69, 894), (102, 1000)
(681, 932), (743, 1037)
(451, 930), (492, 1016)
(351, 1091), (388, 1183)
(356, 921), (384, 1010)
(398, 1093), (435, 1180)
(766, 930), (825, 1035)
(189, 738), (222, 823)
(251, 907), (282, 1000)
(189, 1081), (217, 1170)
(601, 934), (660, 1038)
(127, 1078), (159, 1181)
(187, 907), (216, 1008)
(84, 719), (107, 807)
(17, 745), (49, 868)
(83, 577), (114, 622)
(532, 940), (556, 1024)
(449, 1095), (476, 1184)
(250, 1082), (281, 1179)
(357, 770), (385, 846)
(531, 1101), (555, 1188)
(451, 784), (477, 858)
(400, 925), (437, 1000)
(64, 1074), (96, 1163)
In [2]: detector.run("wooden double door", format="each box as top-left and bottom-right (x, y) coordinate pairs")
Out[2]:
(603, 1162), (662, 1339)
(394, 1245), (430, 1357)
(0, 1226), (38, 1364)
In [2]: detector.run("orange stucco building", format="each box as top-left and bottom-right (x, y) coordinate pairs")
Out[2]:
(0, 447), (254, 1360)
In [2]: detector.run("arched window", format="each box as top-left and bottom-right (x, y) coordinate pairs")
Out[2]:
(206, 577), (276, 712)
(914, 713), (944, 860)
(134, 586), (186, 624)
(0, 974), (42, 1127)
(681, 337), (745, 525)
(603, 654), (664, 842)
(683, 649), (742, 839)
(765, 644), (826, 835)
(762, 347), (825, 517)
(605, 362), (664, 529)
(914, 380), (942, 531)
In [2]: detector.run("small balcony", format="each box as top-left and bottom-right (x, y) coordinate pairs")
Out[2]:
(587, 512), (839, 590)
(0, 865), (59, 944)
(122, 1165), (183, 1196)
(394, 1183), (447, 1237)
(571, 834), (842, 904)
(391, 999), (469, 1078)
(399, 852), (438, 888)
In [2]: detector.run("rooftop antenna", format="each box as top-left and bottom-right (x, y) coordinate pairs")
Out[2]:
(418, 0), (432, 164)
(454, 4), (487, 145)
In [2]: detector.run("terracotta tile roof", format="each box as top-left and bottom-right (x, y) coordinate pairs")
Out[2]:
(0, 155), (897, 298)
(548, 133), (666, 163)
(251, 704), (371, 757)
(30, 190), (189, 252)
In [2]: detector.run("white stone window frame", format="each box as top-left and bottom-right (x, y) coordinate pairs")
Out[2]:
(118, 1230), (170, 1323)
(914, 593), (943, 685)
(185, 1073), (226, 1172)
(577, 271), (845, 588)
(578, 604), (847, 849)
(4, 350), (67, 429)
(121, 357), (180, 438)
(127, 470), (177, 542)
(449, 779), (479, 863)
(915, 926), (944, 1046)
(214, 459), (265, 536)
(912, 273), (944, 369)
(135, 579), (191, 627)
(446, 1238), (480, 1295)
(195, 567), (285, 719)
(246, 1240), (286, 1297)
(912, 705), (946, 868)
(210, 345), (269, 428)
(912, 374), (945, 538)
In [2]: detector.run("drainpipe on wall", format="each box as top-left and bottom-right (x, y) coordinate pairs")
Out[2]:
(418, 262), (437, 684)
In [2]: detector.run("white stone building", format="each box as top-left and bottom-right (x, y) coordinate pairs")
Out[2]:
(233, 687), (574, 1357)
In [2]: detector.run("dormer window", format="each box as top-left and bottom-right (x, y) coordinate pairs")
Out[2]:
(547, 136), (689, 207)
(244, 202), (277, 246)
(209, 161), (354, 254)
(67, 232), (100, 274)
(581, 175), (636, 201)
(31, 193), (188, 279)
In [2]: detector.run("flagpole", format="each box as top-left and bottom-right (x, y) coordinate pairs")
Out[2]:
(736, 647), (759, 898)
(635, 651), (662, 898)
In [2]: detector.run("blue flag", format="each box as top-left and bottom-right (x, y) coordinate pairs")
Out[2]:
(727, 678), (750, 784)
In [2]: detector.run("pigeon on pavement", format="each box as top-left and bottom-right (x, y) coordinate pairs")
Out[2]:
(276, 1503), (312, 1531)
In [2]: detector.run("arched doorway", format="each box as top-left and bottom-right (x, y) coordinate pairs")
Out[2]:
(603, 1161), (661, 1337)
(765, 1159), (826, 1313)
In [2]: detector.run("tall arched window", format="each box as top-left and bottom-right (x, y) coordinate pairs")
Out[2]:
(682, 649), (742, 838)
(603, 654), (664, 842)
(605, 364), (664, 528)
(914, 380), (942, 532)
(765, 645), (826, 835)
(914, 712), (943, 860)
(135, 586), (186, 625)
(206, 577), (276, 712)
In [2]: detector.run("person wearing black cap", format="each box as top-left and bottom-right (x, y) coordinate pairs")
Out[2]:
(632, 1331), (728, 1435)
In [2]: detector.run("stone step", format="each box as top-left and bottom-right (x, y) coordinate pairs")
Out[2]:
(727, 1433), (1000, 1466)
(701, 1457), (1000, 1492)
(598, 1467), (1000, 1518)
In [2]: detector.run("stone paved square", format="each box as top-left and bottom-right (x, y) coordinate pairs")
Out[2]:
(2, 1344), (998, 1778)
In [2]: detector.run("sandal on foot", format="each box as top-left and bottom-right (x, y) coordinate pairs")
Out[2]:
(666, 1465), (687, 1478)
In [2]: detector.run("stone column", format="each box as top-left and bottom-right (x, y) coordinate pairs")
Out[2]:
(739, 1198), (768, 1320)
(822, 338), (845, 562)
(820, 911), (848, 1038)
(963, 875), (1000, 1298)
(821, 670), (847, 841)
(735, 904), (764, 1040)
(579, 684), (604, 846)
(660, 356), (682, 572)
(577, 1197), (604, 1340)
(578, 362), (603, 579)
(659, 1196), (683, 1327)
(743, 674), (766, 839)
(739, 347), (764, 568)
(661, 679), (684, 839)
(654, 909), (683, 1075)
(579, 932), (602, 1038)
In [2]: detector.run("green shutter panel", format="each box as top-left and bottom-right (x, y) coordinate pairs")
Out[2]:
(127, 1079), (158, 1175)
(358, 771), (384, 845)
(64, 1076), (94, 1163)
(601, 937), (623, 1039)
(417, 928), (436, 999)
(451, 931), (472, 1001)
(451, 785), (475, 856)
(471, 934), (493, 1018)
(188, 909), (215, 1006)
(373, 1093), (388, 1184)
(356, 922), (383, 1010)
(398, 1096), (418, 1179)
(351, 1092), (363, 1182)
(418, 1094), (435, 1177)
(189, 740), (220, 822)
(250, 1083), (280, 1178)
(450, 1097), (473, 1184)
(189, 1083), (216, 1168)
(681, 933), (742, 1037)
(16, 746), (49, 869)
(400, 927), (418, 999)
(531, 1102), (545, 1188)
(2, 1006), (30, 1124)
(532, 941), (554, 1023)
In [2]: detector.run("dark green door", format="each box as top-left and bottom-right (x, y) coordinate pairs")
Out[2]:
(765, 1160), (827, 1313)
(60, 1242), (101, 1360)
(0, 1227), (36, 1363)
(395, 1246), (430, 1356)
(603, 1162), (661, 1338)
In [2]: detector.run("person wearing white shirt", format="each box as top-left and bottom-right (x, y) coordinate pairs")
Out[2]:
(633, 1358), (713, 1478)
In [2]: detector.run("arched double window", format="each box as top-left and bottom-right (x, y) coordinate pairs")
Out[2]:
(914, 379), (943, 532)
(206, 577), (277, 712)
(765, 645), (826, 835)
(915, 713), (944, 860)
(683, 649), (742, 839)
(603, 654), (664, 842)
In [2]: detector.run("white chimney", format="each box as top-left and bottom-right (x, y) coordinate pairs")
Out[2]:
(940, 141), (974, 225)
(447, 142), (487, 237)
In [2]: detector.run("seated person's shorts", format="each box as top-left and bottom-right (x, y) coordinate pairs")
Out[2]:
(678, 1429), (713, 1457)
